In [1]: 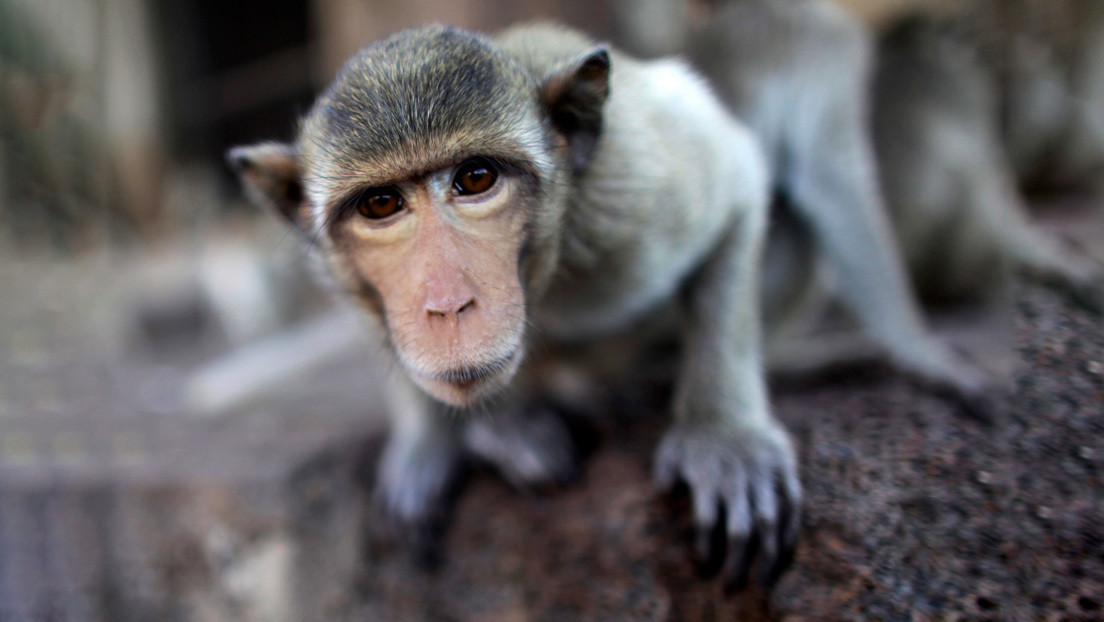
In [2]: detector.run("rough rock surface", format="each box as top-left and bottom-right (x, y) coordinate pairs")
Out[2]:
(312, 283), (1102, 622)
(0, 210), (1101, 621)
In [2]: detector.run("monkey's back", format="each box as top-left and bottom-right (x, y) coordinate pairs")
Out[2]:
(687, 0), (871, 184)
(872, 19), (1013, 301)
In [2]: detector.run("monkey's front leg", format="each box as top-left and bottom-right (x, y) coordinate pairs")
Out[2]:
(654, 214), (802, 592)
(374, 378), (465, 566)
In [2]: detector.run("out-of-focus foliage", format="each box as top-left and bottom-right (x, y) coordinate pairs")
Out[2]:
(0, 1), (129, 253)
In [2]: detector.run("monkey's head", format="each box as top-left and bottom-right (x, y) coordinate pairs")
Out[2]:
(229, 25), (610, 407)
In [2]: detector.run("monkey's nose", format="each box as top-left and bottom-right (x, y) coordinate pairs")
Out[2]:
(422, 268), (477, 322)
(425, 297), (476, 320)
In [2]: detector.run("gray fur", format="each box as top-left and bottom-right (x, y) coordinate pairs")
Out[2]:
(231, 23), (797, 588)
(874, 16), (1104, 312)
(682, 0), (995, 406)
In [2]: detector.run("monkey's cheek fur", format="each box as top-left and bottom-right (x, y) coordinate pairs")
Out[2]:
(406, 346), (524, 408)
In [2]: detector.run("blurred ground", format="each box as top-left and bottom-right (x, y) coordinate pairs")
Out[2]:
(0, 198), (1101, 621)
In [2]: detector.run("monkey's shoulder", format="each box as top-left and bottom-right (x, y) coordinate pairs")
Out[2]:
(532, 58), (769, 340)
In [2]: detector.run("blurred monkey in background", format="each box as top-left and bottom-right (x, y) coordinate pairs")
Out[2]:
(620, 0), (1103, 374)
(962, 0), (1104, 193)
(620, 0), (999, 409)
(872, 15), (1104, 312)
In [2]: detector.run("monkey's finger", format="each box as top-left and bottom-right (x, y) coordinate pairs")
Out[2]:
(762, 505), (797, 587)
(770, 469), (803, 587)
(406, 518), (446, 570)
(691, 485), (723, 572)
(694, 517), (727, 578)
(949, 385), (1000, 425)
(721, 473), (753, 592)
(778, 464), (803, 553)
(722, 531), (759, 594)
(750, 472), (782, 588)
(367, 490), (445, 569)
(651, 439), (681, 491)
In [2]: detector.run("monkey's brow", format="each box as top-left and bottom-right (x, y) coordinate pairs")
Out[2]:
(319, 146), (535, 190)
(319, 154), (537, 216)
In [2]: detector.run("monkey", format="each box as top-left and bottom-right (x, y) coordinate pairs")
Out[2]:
(616, 0), (1102, 381)
(621, 0), (999, 408)
(871, 15), (1104, 313)
(939, 0), (1104, 194)
(229, 23), (799, 591)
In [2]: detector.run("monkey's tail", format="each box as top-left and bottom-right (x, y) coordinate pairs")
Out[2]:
(761, 199), (831, 344)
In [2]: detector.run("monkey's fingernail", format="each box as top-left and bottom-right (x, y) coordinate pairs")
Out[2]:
(759, 541), (795, 588)
(694, 525), (725, 578)
(555, 467), (580, 486)
(723, 533), (756, 595)
(413, 537), (445, 571)
(225, 148), (247, 170)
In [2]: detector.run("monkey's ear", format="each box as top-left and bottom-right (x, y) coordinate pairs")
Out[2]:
(541, 47), (611, 174)
(226, 142), (307, 229)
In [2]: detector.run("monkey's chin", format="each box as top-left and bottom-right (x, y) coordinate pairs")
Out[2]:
(409, 348), (523, 408)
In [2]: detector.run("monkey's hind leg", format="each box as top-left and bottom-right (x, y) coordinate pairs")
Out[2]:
(785, 92), (997, 416)
(463, 406), (578, 490)
(967, 159), (1104, 314)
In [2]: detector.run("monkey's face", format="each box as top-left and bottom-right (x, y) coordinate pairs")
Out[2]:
(326, 155), (535, 406)
(231, 25), (609, 407)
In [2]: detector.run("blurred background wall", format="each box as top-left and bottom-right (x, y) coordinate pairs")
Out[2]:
(3, 0), (1085, 257)
(2, 0), (973, 258)
(0, 0), (627, 256)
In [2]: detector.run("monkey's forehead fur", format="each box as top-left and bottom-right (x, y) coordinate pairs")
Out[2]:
(299, 25), (572, 186)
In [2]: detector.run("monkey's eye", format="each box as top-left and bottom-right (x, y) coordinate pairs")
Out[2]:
(453, 159), (498, 195)
(356, 188), (404, 220)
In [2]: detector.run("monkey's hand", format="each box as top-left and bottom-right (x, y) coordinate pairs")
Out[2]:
(372, 431), (464, 567)
(653, 421), (801, 592)
(463, 409), (578, 489)
(899, 341), (1003, 424)
(1021, 261), (1104, 316)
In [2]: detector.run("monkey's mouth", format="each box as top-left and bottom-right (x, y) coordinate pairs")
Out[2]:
(431, 358), (510, 387)
(409, 347), (523, 405)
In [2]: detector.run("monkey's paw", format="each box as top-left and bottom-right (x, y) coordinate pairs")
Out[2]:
(463, 409), (578, 489)
(653, 421), (802, 592)
(372, 435), (464, 567)
(1022, 262), (1104, 316)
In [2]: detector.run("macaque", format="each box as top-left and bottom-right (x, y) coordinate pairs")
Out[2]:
(950, 0), (1104, 192)
(620, 0), (1102, 381)
(872, 15), (1104, 312)
(628, 0), (997, 408)
(231, 23), (798, 591)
